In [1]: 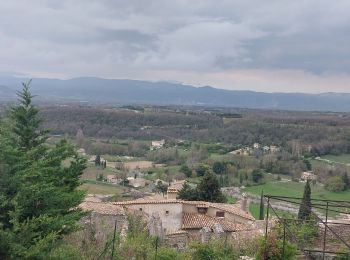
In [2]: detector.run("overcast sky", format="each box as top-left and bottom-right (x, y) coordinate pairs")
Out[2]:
(1, 0), (350, 93)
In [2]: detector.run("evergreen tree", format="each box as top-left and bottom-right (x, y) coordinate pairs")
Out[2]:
(212, 161), (226, 175)
(0, 82), (86, 259)
(259, 190), (265, 220)
(342, 172), (350, 190)
(197, 172), (226, 203)
(180, 165), (192, 178)
(177, 182), (198, 201)
(298, 180), (312, 220)
(94, 154), (101, 166)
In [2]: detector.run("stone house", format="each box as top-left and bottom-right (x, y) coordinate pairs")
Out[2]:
(79, 201), (127, 244)
(150, 139), (165, 150)
(114, 189), (256, 246)
(300, 171), (317, 182)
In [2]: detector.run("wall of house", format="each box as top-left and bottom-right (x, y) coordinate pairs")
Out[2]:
(80, 212), (127, 246)
(183, 203), (200, 214)
(206, 207), (252, 224)
(126, 203), (183, 234)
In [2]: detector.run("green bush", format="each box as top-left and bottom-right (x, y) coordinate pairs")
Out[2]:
(190, 240), (238, 260)
(256, 234), (298, 260)
(325, 176), (345, 192)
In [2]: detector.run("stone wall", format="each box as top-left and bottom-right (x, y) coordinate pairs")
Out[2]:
(81, 212), (127, 244)
(164, 232), (188, 250)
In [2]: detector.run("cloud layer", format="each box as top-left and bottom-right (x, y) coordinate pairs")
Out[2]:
(1, 0), (350, 93)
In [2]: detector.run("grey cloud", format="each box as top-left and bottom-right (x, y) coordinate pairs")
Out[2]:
(0, 0), (350, 87)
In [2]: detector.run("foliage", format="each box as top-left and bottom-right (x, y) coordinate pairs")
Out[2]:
(94, 154), (101, 166)
(259, 190), (265, 220)
(155, 180), (168, 194)
(195, 163), (210, 177)
(212, 161), (226, 175)
(298, 181), (312, 220)
(0, 82), (86, 259)
(282, 220), (319, 248)
(177, 182), (198, 201)
(190, 240), (238, 260)
(196, 172), (226, 203)
(342, 172), (350, 190)
(252, 169), (264, 183)
(325, 176), (345, 192)
(180, 165), (192, 178)
(256, 234), (298, 260)
(178, 172), (226, 203)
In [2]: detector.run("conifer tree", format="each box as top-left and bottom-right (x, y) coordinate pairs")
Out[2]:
(259, 190), (265, 220)
(196, 172), (226, 203)
(342, 172), (350, 190)
(0, 81), (86, 259)
(298, 180), (312, 220)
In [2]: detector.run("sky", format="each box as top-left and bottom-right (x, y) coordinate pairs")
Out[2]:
(0, 0), (350, 93)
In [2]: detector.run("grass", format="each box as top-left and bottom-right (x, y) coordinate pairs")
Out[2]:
(243, 181), (350, 201)
(82, 164), (118, 180)
(79, 182), (126, 195)
(249, 202), (296, 219)
(226, 196), (237, 204)
(321, 154), (350, 164)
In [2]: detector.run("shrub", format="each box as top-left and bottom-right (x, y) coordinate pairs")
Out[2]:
(190, 240), (238, 260)
(256, 234), (298, 260)
(325, 176), (345, 192)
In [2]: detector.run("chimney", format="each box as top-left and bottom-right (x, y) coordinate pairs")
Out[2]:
(241, 193), (249, 212)
(167, 187), (178, 200)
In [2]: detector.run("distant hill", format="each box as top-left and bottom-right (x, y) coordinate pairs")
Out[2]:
(1, 76), (350, 112)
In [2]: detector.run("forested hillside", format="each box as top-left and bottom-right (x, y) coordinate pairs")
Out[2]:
(38, 106), (350, 156)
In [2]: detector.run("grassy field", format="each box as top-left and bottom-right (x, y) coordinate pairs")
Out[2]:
(82, 164), (119, 180)
(79, 182), (126, 195)
(249, 202), (296, 219)
(321, 154), (350, 164)
(243, 181), (350, 201)
(226, 196), (237, 204)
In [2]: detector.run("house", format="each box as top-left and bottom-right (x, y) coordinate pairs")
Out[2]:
(269, 145), (280, 153)
(79, 201), (127, 243)
(262, 146), (270, 153)
(229, 147), (252, 156)
(114, 188), (256, 243)
(253, 143), (260, 149)
(127, 177), (146, 188)
(301, 171), (317, 182)
(150, 139), (165, 150)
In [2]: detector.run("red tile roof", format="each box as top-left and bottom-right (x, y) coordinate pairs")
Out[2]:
(79, 201), (125, 215)
(182, 213), (247, 232)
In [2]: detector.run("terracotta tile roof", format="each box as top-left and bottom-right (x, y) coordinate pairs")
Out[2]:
(209, 203), (255, 221)
(167, 187), (178, 193)
(182, 213), (247, 232)
(79, 201), (125, 215)
(114, 199), (180, 205)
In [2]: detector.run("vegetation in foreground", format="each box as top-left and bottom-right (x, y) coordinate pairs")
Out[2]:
(0, 83), (86, 259)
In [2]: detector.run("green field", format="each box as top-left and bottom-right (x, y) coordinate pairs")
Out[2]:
(249, 202), (296, 219)
(321, 154), (350, 164)
(82, 164), (119, 180)
(79, 181), (126, 195)
(243, 181), (350, 201)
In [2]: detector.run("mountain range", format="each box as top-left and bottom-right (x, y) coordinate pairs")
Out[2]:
(0, 75), (350, 112)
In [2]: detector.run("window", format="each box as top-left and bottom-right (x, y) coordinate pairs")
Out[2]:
(165, 210), (169, 215)
(197, 207), (207, 214)
(216, 211), (225, 218)
(139, 208), (143, 211)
